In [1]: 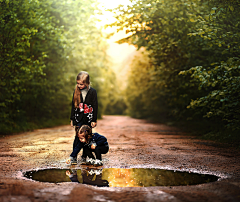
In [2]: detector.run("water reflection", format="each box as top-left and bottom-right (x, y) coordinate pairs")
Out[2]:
(66, 169), (109, 187)
(24, 168), (219, 187)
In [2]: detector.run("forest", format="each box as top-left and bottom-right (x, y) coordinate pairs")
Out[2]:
(1, 0), (239, 145)
(0, 0), (116, 133)
(110, 0), (240, 144)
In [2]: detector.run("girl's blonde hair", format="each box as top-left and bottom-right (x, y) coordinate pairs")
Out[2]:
(77, 125), (92, 143)
(73, 71), (90, 108)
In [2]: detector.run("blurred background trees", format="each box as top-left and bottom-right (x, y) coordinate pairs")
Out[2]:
(110, 0), (240, 143)
(0, 0), (115, 134)
(1, 0), (239, 144)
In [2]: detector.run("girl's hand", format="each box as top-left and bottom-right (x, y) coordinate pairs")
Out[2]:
(91, 144), (96, 149)
(66, 170), (71, 176)
(70, 120), (73, 127)
(66, 159), (71, 164)
(91, 122), (97, 128)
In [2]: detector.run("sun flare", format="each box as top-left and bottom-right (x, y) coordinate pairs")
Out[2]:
(96, 0), (136, 85)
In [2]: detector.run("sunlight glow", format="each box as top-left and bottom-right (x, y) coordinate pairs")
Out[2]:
(96, 0), (137, 89)
(95, 0), (132, 32)
(102, 168), (137, 187)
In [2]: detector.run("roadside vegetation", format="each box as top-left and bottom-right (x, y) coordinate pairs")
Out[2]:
(0, 0), (116, 134)
(109, 0), (240, 146)
(1, 0), (239, 147)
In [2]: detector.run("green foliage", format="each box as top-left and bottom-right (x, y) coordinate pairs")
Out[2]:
(180, 58), (240, 130)
(110, 0), (240, 138)
(125, 50), (169, 119)
(0, 0), (112, 134)
(180, 0), (240, 130)
(111, 0), (210, 119)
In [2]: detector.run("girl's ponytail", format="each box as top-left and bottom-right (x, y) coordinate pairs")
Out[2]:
(73, 85), (81, 108)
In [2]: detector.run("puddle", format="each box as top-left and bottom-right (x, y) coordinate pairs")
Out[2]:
(23, 168), (219, 187)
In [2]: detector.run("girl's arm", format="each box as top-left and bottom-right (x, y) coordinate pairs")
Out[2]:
(93, 133), (107, 146)
(91, 89), (98, 123)
(71, 141), (84, 157)
(70, 91), (75, 124)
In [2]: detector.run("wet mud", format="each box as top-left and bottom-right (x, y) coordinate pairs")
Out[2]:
(0, 115), (240, 202)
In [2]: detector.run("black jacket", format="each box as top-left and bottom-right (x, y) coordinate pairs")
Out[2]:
(88, 133), (108, 147)
(70, 87), (98, 125)
(71, 132), (108, 157)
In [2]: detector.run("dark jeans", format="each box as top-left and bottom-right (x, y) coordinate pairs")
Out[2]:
(71, 121), (91, 158)
(71, 141), (86, 158)
(84, 145), (109, 160)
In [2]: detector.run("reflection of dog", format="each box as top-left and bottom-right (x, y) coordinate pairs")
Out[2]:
(66, 169), (109, 187)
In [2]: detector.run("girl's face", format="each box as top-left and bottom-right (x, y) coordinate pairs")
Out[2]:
(77, 80), (86, 90)
(78, 134), (86, 143)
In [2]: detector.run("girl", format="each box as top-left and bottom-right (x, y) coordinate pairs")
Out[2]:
(68, 71), (98, 164)
(71, 125), (109, 166)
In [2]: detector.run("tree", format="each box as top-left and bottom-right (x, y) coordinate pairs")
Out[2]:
(180, 0), (240, 130)
(109, 0), (240, 133)
(0, 0), (112, 134)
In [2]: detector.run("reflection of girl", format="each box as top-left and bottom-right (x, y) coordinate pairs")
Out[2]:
(68, 71), (98, 165)
(66, 169), (109, 187)
(81, 169), (109, 187)
(72, 125), (109, 166)
(66, 170), (79, 183)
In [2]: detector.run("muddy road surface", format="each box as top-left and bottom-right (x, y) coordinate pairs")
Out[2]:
(0, 115), (240, 202)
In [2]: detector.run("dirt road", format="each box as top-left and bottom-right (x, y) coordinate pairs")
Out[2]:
(0, 115), (240, 202)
